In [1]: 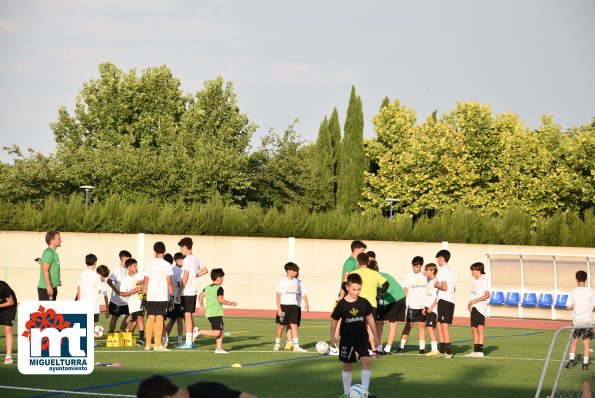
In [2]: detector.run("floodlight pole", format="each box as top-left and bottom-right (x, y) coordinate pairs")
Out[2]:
(385, 198), (398, 221)
(79, 185), (94, 208)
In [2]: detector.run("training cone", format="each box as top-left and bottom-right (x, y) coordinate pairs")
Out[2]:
(581, 381), (590, 398)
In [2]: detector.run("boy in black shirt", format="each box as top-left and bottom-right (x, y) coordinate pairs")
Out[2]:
(0, 279), (17, 364)
(331, 273), (379, 398)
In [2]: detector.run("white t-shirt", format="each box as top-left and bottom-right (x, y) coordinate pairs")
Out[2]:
(172, 266), (183, 304)
(567, 286), (594, 326)
(437, 264), (456, 303)
(470, 275), (489, 316)
(276, 276), (299, 305)
(404, 271), (428, 309)
(78, 268), (102, 314)
(108, 264), (128, 306)
(296, 278), (307, 307)
(181, 254), (204, 296)
(121, 272), (144, 313)
(144, 258), (173, 302)
(424, 277), (439, 309)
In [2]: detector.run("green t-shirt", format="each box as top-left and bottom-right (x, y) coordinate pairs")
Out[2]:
(341, 256), (358, 281)
(38, 247), (61, 288)
(380, 272), (406, 304)
(204, 284), (224, 318)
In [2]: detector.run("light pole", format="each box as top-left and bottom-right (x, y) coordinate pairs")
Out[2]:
(79, 185), (94, 208)
(385, 198), (398, 221)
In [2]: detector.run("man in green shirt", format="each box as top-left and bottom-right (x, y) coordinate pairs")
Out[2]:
(38, 231), (62, 300)
(341, 241), (367, 282)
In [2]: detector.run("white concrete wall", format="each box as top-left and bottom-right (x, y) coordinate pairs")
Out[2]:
(1, 231), (593, 320)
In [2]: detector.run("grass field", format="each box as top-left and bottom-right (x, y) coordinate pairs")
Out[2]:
(0, 316), (592, 398)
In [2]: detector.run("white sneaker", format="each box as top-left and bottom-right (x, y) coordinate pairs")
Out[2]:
(4, 357), (13, 365)
(329, 346), (339, 356)
(214, 349), (229, 354)
(192, 327), (200, 340)
(273, 344), (280, 351)
(293, 346), (307, 353)
(153, 345), (170, 352)
(475, 352), (484, 357)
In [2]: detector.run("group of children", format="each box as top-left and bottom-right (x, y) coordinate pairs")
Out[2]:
(72, 237), (237, 352)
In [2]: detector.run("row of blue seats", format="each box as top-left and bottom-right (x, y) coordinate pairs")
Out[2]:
(489, 291), (568, 308)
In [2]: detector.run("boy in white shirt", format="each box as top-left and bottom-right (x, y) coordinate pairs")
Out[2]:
(465, 262), (490, 358)
(166, 252), (185, 346)
(76, 254), (102, 325)
(423, 263), (440, 356)
(107, 250), (132, 333)
(176, 237), (208, 349)
(398, 256), (427, 354)
(274, 262), (307, 352)
(119, 258), (145, 345)
(565, 270), (594, 370)
(434, 249), (456, 358)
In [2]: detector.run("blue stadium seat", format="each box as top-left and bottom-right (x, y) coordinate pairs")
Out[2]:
(504, 292), (520, 306)
(522, 292), (537, 306)
(490, 291), (504, 305)
(555, 294), (568, 308)
(537, 293), (553, 308)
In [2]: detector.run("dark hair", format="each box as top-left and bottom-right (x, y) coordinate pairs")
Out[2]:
(436, 249), (451, 262)
(85, 253), (97, 266)
(367, 250), (376, 259)
(45, 231), (60, 245)
(350, 240), (367, 252)
(425, 263), (438, 276)
(153, 241), (166, 254)
(284, 262), (299, 272)
(177, 237), (193, 250)
(346, 273), (363, 285)
(96, 265), (110, 277)
(357, 252), (369, 265)
(211, 268), (225, 281)
(137, 375), (178, 398)
(173, 252), (185, 261)
(470, 262), (485, 274)
(163, 253), (173, 265)
(412, 256), (424, 266)
(125, 258), (138, 268)
(368, 260), (379, 272)
(576, 270), (588, 282)
(119, 250), (132, 260)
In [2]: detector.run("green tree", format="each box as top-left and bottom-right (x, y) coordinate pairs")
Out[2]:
(314, 117), (334, 209)
(328, 107), (342, 205)
(337, 86), (365, 211)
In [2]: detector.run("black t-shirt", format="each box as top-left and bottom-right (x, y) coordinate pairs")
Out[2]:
(331, 296), (372, 343)
(0, 281), (17, 311)
(187, 382), (241, 398)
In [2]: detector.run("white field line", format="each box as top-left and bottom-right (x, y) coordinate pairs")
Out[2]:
(0, 385), (135, 397)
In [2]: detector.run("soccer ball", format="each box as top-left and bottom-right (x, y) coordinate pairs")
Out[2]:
(316, 340), (329, 355)
(348, 384), (369, 398)
(94, 325), (104, 338)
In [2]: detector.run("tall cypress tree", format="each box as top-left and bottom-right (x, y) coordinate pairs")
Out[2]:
(328, 107), (341, 206)
(314, 117), (334, 209)
(380, 96), (390, 110)
(337, 86), (365, 211)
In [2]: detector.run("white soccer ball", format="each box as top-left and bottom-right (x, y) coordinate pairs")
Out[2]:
(348, 384), (369, 398)
(316, 340), (329, 355)
(94, 325), (104, 338)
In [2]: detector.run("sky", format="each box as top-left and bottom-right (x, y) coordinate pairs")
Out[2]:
(1, 0), (594, 162)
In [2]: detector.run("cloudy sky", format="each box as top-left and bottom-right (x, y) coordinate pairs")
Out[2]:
(1, 0), (594, 162)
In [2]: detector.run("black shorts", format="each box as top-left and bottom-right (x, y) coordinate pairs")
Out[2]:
(297, 307), (302, 327)
(407, 307), (426, 323)
(108, 302), (129, 316)
(377, 298), (406, 322)
(130, 310), (144, 321)
(425, 311), (437, 328)
(437, 300), (455, 324)
(208, 316), (224, 331)
(470, 308), (486, 327)
(572, 327), (594, 340)
(0, 309), (16, 326)
(339, 339), (370, 363)
(167, 303), (182, 319)
(37, 287), (58, 301)
(146, 301), (168, 316)
(181, 295), (197, 314)
(93, 313), (99, 323)
(276, 304), (299, 325)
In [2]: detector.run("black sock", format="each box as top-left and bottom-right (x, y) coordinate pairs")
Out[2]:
(445, 343), (452, 355)
(439, 343), (445, 354)
(139, 330), (145, 340)
(478, 344), (483, 353)
(473, 344), (479, 352)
